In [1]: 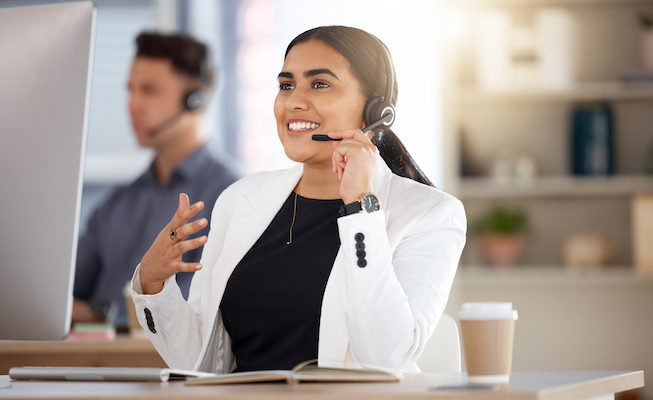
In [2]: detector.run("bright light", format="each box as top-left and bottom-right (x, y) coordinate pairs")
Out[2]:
(447, 11), (469, 37)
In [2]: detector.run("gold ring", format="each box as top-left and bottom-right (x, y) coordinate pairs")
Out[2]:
(170, 228), (179, 241)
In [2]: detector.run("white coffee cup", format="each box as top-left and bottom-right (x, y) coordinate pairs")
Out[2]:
(458, 302), (518, 383)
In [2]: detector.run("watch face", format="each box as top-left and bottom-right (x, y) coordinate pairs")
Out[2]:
(361, 193), (380, 213)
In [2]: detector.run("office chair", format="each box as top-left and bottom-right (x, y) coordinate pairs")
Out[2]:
(416, 313), (462, 373)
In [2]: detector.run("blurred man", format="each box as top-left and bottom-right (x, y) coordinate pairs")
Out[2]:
(73, 32), (239, 325)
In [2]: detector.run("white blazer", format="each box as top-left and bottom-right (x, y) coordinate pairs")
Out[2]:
(131, 156), (466, 373)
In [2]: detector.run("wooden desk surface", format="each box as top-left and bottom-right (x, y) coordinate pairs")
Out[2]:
(0, 336), (166, 374)
(0, 371), (644, 400)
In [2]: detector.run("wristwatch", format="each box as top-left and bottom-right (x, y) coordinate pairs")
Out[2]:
(339, 192), (381, 217)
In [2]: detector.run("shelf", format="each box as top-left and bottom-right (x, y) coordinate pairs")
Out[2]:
(456, 265), (653, 287)
(457, 82), (653, 104)
(459, 175), (653, 200)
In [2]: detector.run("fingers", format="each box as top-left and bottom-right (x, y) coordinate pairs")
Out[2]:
(173, 218), (208, 241)
(326, 129), (371, 143)
(178, 193), (190, 211)
(330, 133), (378, 179)
(140, 231), (205, 284)
(170, 261), (203, 273)
(327, 129), (375, 180)
(140, 195), (208, 293)
(332, 149), (346, 180)
(170, 194), (204, 229)
(168, 235), (208, 259)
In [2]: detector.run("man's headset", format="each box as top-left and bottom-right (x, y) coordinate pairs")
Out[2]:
(149, 49), (209, 138)
(312, 37), (396, 141)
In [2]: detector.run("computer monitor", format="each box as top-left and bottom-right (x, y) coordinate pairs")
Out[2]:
(0, 2), (96, 340)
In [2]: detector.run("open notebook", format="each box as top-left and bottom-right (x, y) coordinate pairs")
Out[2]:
(184, 359), (405, 385)
(9, 360), (404, 385)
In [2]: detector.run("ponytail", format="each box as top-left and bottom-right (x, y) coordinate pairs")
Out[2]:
(372, 129), (434, 187)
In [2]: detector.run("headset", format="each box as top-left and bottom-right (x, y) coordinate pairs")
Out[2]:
(311, 38), (397, 142)
(362, 39), (395, 133)
(313, 38), (396, 141)
(183, 49), (208, 112)
(149, 48), (209, 137)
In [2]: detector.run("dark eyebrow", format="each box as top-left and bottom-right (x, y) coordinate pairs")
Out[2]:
(277, 69), (340, 81)
(305, 68), (339, 80)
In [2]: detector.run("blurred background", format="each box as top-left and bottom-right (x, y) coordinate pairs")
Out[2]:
(0, 0), (651, 398)
(0, 0), (445, 232)
(442, 1), (653, 399)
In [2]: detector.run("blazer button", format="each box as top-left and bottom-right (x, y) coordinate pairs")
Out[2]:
(355, 232), (366, 268)
(144, 308), (156, 334)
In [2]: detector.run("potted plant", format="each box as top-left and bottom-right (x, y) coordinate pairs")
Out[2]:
(472, 205), (531, 266)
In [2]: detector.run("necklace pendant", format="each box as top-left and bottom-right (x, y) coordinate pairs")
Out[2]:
(287, 191), (298, 246)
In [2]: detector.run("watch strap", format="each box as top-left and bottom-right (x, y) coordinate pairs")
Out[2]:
(339, 200), (362, 217)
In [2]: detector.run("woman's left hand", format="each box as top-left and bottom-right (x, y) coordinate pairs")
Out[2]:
(328, 129), (378, 204)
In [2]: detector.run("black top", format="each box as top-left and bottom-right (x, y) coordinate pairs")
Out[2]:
(220, 192), (343, 372)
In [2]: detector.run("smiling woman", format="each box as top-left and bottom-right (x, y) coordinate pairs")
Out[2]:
(274, 38), (369, 201)
(130, 26), (467, 375)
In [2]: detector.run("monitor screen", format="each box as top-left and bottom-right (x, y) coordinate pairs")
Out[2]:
(0, 2), (96, 340)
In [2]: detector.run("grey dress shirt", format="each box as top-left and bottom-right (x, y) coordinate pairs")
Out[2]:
(74, 145), (239, 325)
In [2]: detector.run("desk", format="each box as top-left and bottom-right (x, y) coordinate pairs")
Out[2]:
(0, 371), (644, 400)
(0, 337), (166, 374)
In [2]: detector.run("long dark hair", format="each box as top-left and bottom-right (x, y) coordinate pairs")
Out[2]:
(285, 26), (434, 187)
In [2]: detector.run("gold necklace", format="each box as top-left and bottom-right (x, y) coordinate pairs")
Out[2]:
(287, 191), (298, 245)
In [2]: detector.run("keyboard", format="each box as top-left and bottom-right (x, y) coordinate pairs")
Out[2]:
(8, 366), (215, 382)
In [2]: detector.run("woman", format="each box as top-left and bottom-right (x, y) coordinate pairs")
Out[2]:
(131, 26), (466, 374)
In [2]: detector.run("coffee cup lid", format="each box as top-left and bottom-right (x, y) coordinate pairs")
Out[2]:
(458, 302), (518, 320)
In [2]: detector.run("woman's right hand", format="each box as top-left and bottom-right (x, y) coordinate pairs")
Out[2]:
(139, 193), (208, 295)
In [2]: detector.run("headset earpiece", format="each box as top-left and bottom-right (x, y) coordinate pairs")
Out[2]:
(362, 39), (396, 132)
(149, 47), (209, 137)
(184, 90), (204, 111)
(363, 97), (395, 130)
(182, 48), (209, 112)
